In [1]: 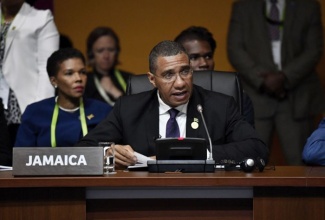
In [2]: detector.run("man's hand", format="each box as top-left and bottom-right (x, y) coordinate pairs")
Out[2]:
(259, 71), (286, 99)
(114, 144), (137, 169)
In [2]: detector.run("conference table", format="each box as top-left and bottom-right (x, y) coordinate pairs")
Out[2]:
(0, 166), (324, 220)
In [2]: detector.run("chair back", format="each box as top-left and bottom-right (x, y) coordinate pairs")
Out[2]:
(126, 70), (243, 114)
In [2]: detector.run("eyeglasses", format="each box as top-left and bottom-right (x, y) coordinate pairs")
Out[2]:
(154, 68), (193, 83)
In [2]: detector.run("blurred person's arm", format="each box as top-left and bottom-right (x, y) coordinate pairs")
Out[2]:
(36, 10), (59, 99)
(302, 118), (325, 165)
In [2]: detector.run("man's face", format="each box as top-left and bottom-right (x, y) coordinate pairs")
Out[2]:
(148, 53), (193, 108)
(182, 40), (214, 71)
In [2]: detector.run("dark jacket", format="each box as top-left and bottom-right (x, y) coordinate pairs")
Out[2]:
(84, 68), (132, 105)
(77, 85), (268, 163)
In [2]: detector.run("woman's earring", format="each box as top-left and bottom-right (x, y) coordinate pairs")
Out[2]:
(53, 84), (57, 89)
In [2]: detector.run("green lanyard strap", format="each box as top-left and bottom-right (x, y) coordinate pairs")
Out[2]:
(51, 97), (88, 147)
(114, 69), (127, 93)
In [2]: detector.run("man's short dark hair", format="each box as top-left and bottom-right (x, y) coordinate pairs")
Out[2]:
(149, 40), (188, 74)
(174, 26), (217, 53)
(47, 48), (85, 77)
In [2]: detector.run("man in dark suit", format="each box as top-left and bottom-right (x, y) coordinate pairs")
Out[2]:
(227, 0), (324, 165)
(77, 40), (268, 168)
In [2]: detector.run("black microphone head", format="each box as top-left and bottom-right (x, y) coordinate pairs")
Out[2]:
(197, 104), (203, 113)
(240, 158), (255, 173)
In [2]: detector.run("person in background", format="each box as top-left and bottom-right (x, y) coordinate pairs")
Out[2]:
(0, 98), (11, 166)
(84, 26), (133, 106)
(175, 26), (255, 127)
(302, 117), (325, 165)
(0, 0), (59, 147)
(227, 0), (324, 165)
(15, 48), (112, 147)
(76, 40), (268, 169)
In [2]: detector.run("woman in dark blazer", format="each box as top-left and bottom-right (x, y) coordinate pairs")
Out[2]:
(15, 48), (112, 147)
(84, 27), (133, 106)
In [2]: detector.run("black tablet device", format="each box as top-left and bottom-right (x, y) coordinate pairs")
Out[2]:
(155, 137), (207, 160)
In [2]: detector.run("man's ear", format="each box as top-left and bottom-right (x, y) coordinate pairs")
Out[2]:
(147, 72), (156, 88)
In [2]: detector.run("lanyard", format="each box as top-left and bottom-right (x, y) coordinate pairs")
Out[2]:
(114, 69), (127, 92)
(94, 75), (115, 106)
(93, 69), (127, 106)
(50, 97), (88, 147)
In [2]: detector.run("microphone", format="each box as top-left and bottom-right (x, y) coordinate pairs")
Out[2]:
(197, 104), (213, 161)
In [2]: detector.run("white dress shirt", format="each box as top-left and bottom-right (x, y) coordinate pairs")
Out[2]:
(157, 91), (188, 138)
(266, 0), (285, 70)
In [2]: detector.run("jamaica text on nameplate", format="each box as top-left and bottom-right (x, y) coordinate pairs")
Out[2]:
(12, 147), (103, 176)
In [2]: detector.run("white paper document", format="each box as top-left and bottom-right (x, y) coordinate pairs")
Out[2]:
(128, 152), (154, 169)
(0, 165), (12, 171)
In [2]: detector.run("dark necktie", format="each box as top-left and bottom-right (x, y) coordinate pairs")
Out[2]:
(166, 108), (180, 138)
(269, 0), (280, 41)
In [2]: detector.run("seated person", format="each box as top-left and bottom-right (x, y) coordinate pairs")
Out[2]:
(302, 117), (325, 165)
(76, 40), (268, 169)
(0, 98), (11, 165)
(84, 27), (133, 106)
(175, 26), (255, 127)
(15, 48), (112, 147)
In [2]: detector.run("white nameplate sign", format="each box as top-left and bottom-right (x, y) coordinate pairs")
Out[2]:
(13, 147), (103, 176)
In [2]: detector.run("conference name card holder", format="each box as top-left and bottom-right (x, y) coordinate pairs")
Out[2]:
(147, 138), (215, 173)
(12, 147), (103, 176)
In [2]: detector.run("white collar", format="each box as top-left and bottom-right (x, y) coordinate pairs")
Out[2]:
(157, 91), (188, 115)
(55, 96), (80, 113)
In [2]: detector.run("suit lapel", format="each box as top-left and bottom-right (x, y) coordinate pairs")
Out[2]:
(186, 87), (204, 138)
(255, 1), (271, 46)
(4, 3), (30, 60)
(253, 0), (275, 62)
(186, 103), (201, 137)
(281, 0), (296, 60)
(145, 91), (159, 155)
(283, 0), (296, 33)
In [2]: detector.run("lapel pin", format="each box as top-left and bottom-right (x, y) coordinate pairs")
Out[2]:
(191, 118), (199, 129)
(87, 114), (94, 120)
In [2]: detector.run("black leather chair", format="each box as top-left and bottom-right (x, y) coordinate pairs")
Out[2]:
(126, 70), (243, 114)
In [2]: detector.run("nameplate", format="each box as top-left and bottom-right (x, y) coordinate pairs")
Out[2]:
(12, 147), (103, 176)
